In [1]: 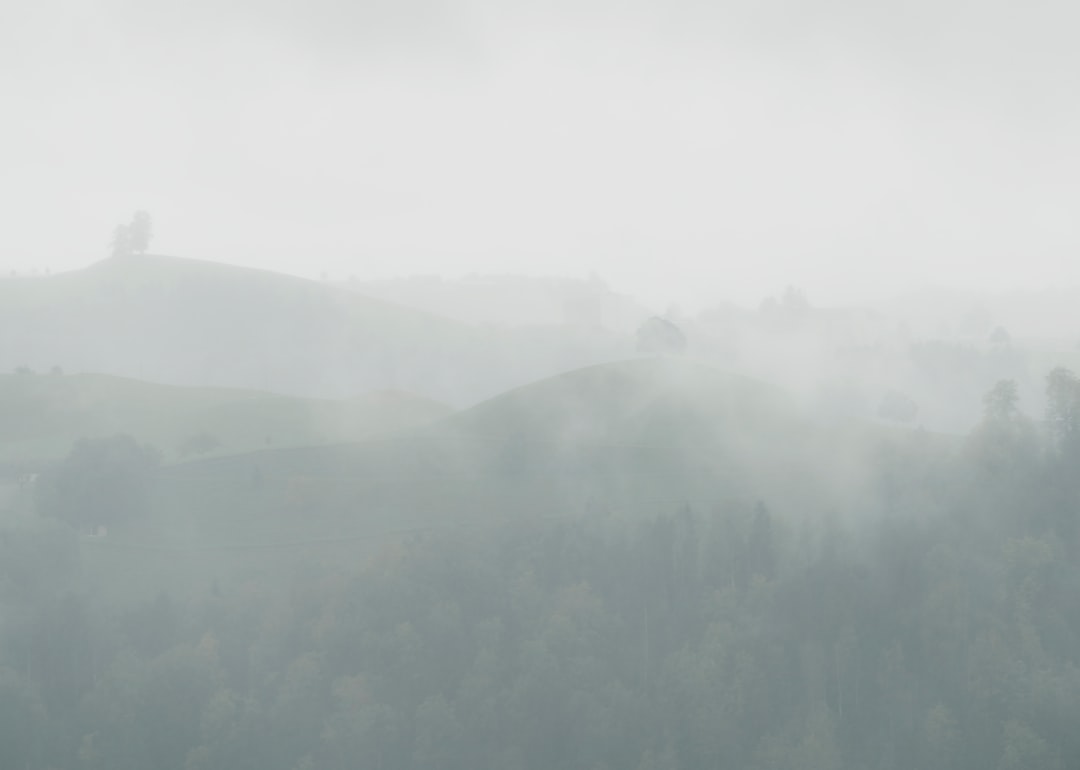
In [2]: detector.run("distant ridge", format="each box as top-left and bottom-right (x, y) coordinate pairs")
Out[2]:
(0, 254), (631, 405)
(153, 356), (870, 534)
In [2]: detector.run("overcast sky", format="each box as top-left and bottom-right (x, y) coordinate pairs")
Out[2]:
(2, 0), (1078, 309)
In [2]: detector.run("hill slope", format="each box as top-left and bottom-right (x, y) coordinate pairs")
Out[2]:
(80, 358), (917, 602)
(0, 255), (631, 404)
(0, 371), (452, 464)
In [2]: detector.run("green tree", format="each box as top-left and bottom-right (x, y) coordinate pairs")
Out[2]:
(989, 325), (1012, 348)
(1046, 368), (1080, 453)
(968, 379), (1039, 479)
(985, 379), (1020, 421)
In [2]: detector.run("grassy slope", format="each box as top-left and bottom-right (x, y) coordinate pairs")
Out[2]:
(0, 371), (452, 464)
(83, 357), (922, 604)
(0, 255), (485, 402)
(0, 256), (630, 405)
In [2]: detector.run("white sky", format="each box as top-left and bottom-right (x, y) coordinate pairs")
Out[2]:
(2, 0), (1078, 309)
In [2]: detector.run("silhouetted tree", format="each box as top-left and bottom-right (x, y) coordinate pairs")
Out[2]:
(782, 285), (810, 314)
(129, 210), (153, 254)
(1046, 367), (1080, 454)
(984, 379), (1020, 422)
(110, 224), (131, 258)
(989, 325), (1012, 348)
(968, 379), (1039, 482)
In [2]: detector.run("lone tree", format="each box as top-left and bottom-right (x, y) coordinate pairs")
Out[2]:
(110, 224), (131, 258)
(129, 210), (152, 254)
(37, 435), (161, 531)
(109, 211), (152, 257)
(989, 325), (1012, 349)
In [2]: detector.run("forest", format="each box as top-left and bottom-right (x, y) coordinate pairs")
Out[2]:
(8, 0), (1080, 764)
(2, 366), (1079, 770)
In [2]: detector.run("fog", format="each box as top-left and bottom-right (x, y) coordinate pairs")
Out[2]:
(5, 0), (1080, 307)
(4, 2), (1080, 769)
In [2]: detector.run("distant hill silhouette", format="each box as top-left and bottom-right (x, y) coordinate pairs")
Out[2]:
(0, 255), (632, 405)
(346, 273), (652, 332)
(77, 357), (919, 603)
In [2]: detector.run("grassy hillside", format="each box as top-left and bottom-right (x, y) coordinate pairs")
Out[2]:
(0, 256), (631, 405)
(0, 371), (451, 464)
(80, 358), (927, 603)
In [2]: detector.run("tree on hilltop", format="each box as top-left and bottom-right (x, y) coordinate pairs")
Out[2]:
(129, 210), (152, 254)
(109, 211), (153, 257)
(110, 225), (131, 258)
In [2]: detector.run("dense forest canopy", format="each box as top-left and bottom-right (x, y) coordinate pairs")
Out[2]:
(1, 364), (1079, 770)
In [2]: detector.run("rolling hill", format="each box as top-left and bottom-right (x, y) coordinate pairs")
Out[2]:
(79, 358), (926, 603)
(0, 255), (632, 405)
(0, 371), (452, 465)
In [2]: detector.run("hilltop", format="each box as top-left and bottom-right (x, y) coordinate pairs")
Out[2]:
(0, 255), (632, 405)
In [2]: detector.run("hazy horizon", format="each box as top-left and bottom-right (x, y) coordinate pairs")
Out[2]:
(4, 0), (1079, 309)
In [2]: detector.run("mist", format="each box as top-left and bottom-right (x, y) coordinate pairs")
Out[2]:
(4, 2), (1080, 769)
(5, 0), (1080, 307)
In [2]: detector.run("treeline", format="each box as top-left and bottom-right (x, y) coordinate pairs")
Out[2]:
(4, 372), (1080, 769)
